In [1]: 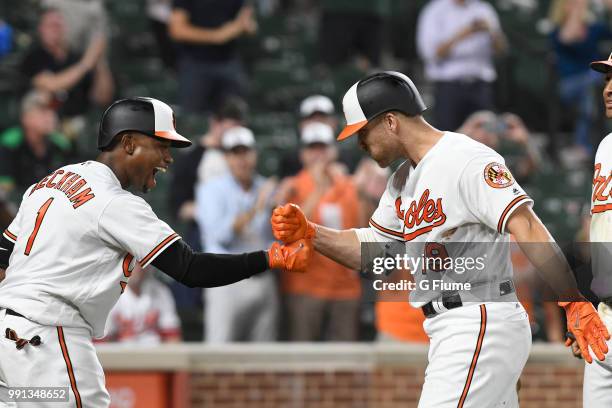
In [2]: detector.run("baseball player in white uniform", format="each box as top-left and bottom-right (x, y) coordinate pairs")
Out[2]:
(104, 264), (181, 344)
(580, 53), (612, 408)
(271, 72), (610, 407)
(0, 97), (311, 407)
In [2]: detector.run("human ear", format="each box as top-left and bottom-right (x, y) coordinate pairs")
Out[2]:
(122, 133), (136, 155)
(385, 113), (398, 133)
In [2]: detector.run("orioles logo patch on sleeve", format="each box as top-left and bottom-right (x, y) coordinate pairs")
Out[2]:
(484, 162), (514, 188)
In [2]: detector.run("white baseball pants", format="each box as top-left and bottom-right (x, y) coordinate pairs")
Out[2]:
(0, 309), (109, 407)
(419, 302), (531, 408)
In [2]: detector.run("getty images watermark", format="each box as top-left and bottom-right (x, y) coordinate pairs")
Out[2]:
(370, 252), (486, 292)
(360, 241), (612, 303)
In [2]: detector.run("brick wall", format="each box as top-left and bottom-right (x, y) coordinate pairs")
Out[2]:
(189, 364), (583, 408)
(97, 343), (585, 408)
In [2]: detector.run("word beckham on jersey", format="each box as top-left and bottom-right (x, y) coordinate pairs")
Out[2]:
(29, 169), (95, 209)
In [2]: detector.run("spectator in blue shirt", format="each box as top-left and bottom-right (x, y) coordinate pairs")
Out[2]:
(195, 126), (279, 342)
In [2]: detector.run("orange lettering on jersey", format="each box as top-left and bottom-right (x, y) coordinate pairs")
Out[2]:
(119, 254), (134, 294)
(65, 179), (86, 197)
(54, 171), (74, 191)
(396, 189), (447, 241)
(28, 169), (96, 210)
(69, 188), (95, 209)
(593, 163), (612, 205)
(395, 197), (404, 219)
(60, 175), (81, 193)
(30, 175), (51, 195)
(45, 169), (64, 188)
(122, 254), (135, 278)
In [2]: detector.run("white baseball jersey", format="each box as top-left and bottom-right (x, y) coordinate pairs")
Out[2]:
(591, 133), (612, 300)
(0, 161), (180, 338)
(368, 132), (533, 306)
(584, 133), (612, 408)
(105, 276), (181, 344)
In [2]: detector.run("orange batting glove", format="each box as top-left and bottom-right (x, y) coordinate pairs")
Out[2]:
(267, 239), (312, 273)
(559, 300), (610, 363)
(271, 204), (316, 243)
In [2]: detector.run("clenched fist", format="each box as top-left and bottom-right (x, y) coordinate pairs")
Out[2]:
(267, 239), (312, 273)
(271, 204), (316, 243)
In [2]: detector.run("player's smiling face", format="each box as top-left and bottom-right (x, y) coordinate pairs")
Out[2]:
(128, 134), (173, 193)
(604, 73), (612, 118)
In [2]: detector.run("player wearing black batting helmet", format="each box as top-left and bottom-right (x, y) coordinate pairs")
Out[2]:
(0, 96), (311, 407)
(98, 97), (191, 151)
(273, 70), (610, 408)
(337, 71), (427, 141)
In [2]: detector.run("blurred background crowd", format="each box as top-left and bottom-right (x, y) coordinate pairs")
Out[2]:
(0, 0), (611, 346)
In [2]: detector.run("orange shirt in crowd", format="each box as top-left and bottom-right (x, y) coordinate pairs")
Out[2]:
(375, 269), (428, 343)
(376, 302), (429, 343)
(282, 169), (361, 300)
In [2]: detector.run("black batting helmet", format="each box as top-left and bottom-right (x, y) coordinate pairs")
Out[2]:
(98, 97), (192, 151)
(337, 71), (427, 140)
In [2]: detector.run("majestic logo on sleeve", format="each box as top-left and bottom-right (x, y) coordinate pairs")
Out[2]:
(484, 162), (514, 189)
(395, 189), (447, 241)
(592, 163), (612, 213)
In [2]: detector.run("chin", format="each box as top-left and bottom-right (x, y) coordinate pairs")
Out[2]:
(371, 154), (391, 168)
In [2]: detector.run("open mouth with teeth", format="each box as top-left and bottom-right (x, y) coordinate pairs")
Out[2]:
(147, 166), (167, 191)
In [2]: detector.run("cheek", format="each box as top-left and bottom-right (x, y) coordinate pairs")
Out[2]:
(132, 148), (153, 173)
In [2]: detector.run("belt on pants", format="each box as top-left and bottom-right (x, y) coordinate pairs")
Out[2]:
(421, 280), (516, 318)
(2, 309), (41, 349)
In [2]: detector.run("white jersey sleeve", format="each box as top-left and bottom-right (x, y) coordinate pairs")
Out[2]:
(2, 185), (36, 243)
(459, 156), (533, 233)
(98, 194), (180, 267)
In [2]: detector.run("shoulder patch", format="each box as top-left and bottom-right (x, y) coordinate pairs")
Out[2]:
(484, 162), (514, 189)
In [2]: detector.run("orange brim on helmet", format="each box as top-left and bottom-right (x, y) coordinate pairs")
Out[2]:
(98, 97), (192, 150)
(338, 120), (368, 141)
(154, 130), (192, 148)
(150, 98), (192, 148)
(337, 71), (427, 141)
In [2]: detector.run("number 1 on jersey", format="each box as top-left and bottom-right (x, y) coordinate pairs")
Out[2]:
(24, 198), (54, 256)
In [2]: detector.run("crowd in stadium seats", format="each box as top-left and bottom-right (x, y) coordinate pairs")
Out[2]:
(1, 0), (611, 345)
